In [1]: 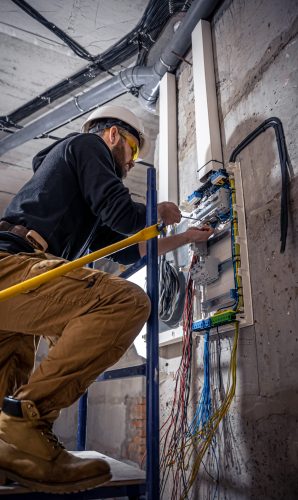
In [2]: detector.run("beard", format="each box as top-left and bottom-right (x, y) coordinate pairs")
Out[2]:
(111, 141), (127, 179)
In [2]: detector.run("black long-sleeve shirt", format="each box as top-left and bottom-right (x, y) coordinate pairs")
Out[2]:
(0, 133), (146, 264)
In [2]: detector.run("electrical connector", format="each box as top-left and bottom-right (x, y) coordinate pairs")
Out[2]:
(187, 191), (203, 206)
(210, 170), (228, 185)
(210, 310), (236, 327)
(192, 318), (211, 331)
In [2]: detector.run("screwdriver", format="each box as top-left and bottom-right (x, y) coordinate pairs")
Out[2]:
(157, 216), (199, 232)
(181, 215), (217, 228)
(181, 215), (198, 221)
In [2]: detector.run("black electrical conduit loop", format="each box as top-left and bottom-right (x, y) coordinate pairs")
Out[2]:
(229, 117), (291, 253)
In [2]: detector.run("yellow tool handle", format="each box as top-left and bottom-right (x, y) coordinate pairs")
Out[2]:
(0, 224), (160, 302)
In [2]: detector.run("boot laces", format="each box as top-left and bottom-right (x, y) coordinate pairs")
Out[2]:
(40, 422), (65, 450)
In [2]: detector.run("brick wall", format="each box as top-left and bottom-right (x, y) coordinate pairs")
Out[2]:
(124, 396), (146, 468)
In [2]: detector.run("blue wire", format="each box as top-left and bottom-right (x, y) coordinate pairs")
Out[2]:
(188, 332), (220, 498)
(188, 331), (211, 436)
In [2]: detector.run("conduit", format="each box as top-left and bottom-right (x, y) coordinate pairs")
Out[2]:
(0, 0), (220, 157)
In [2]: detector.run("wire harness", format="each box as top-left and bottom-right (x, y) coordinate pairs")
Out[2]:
(160, 175), (241, 499)
(160, 260), (195, 499)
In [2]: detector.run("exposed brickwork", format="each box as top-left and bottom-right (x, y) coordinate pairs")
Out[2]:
(124, 396), (146, 468)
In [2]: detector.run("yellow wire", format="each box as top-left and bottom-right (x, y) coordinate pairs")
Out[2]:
(161, 175), (245, 498)
(0, 223), (160, 302)
(162, 175), (242, 497)
(181, 322), (239, 499)
(230, 177), (244, 310)
(177, 175), (244, 496)
(161, 320), (240, 500)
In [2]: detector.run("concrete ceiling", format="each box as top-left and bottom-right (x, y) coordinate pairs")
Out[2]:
(0, 0), (161, 215)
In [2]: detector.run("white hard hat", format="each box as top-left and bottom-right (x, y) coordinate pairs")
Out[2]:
(82, 104), (150, 159)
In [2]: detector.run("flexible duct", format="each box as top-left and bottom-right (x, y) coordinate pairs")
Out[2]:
(0, 0), (220, 156)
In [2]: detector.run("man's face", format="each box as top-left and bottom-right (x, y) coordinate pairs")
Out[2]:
(111, 139), (129, 179)
(111, 130), (139, 179)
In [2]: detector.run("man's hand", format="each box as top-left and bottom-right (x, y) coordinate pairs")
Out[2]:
(184, 225), (214, 243)
(138, 224), (214, 257)
(157, 202), (181, 225)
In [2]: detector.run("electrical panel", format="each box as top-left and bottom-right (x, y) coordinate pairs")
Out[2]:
(159, 162), (253, 345)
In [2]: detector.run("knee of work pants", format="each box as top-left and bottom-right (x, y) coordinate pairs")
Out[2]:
(89, 276), (151, 350)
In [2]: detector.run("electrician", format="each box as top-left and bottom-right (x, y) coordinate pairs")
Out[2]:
(0, 104), (213, 493)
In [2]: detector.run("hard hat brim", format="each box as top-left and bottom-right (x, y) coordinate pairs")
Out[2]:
(138, 134), (150, 160)
(82, 104), (151, 160)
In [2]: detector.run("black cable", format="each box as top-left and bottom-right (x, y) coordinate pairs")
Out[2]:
(11, 0), (96, 62)
(159, 255), (181, 323)
(1, 0), (192, 128)
(216, 327), (222, 393)
(229, 117), (291, 253)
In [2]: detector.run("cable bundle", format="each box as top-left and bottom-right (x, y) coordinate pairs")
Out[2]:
(160, 185), (241, 498)
(180, 323), (239, 499)
(188, 331), (220, 500)
(160, 322), (239, 500)
(159, 256), (185, 326)
(11, 0), (96, 63)
(160, 259), (195, 500)
(188, 332), (211, 436)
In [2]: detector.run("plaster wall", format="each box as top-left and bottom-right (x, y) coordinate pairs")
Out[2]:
(160, 0), (298, 498)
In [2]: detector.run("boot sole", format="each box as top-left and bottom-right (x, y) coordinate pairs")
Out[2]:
(0, 468), (112, 493)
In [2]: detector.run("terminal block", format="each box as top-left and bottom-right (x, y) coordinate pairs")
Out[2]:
(192, 318), (212, 331)
(210, 310), (236, 327)
(190, 256), (220, 285)
(192, 186), (230, 225)
(159, 164), (253, 346)
(192, 310), (237, 333)
(210, 170), (228, 185)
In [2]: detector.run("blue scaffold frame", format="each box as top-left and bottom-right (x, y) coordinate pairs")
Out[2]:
(76, 166), (160, 500)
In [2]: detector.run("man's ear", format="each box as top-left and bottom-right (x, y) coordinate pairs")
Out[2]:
(109, 125), (120, 145)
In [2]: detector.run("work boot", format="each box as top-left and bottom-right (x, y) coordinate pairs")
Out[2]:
(0, 397), (112, 493)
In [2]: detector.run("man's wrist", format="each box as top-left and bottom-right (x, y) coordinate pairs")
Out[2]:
(179, 232), (191, 245)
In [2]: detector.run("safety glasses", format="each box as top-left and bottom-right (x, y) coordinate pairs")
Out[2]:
(119, 131), (139, 161)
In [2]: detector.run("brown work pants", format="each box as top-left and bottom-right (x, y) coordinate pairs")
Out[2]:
(0, 251), (151, 418)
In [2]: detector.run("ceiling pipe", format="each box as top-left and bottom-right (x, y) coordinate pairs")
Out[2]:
(138, 0), (220, 110)
(0, 0), (220, 157)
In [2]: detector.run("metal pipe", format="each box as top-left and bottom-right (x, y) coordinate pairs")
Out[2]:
(119, 255), (147, 279)
(141, 0), (221, 110)
(76, 391), (88, 451)
(76, 259), (95, 451)
(0, 0), (220, 156)
(0, 78), (125, 156)
(146, 167), (160, 500)
(0, 67), (153, 156)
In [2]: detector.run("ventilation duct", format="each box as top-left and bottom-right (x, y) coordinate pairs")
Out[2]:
(0, 0), (220, 157)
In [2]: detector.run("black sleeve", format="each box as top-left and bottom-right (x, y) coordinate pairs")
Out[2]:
(89, 225), (141, 265)
(67, 134), (146, 235)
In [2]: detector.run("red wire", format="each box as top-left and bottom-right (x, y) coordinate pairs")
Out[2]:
(161, 258), (197, 498)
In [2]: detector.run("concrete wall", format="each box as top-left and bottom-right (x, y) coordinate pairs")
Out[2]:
(160, 0), (298, 498)
(52, 343), (146, 468)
